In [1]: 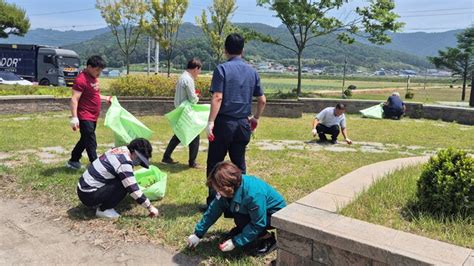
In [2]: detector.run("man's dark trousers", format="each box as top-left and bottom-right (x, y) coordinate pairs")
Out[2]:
(70, 120), (98, 163)
(383, 105), (404, 119)
(316, 124), (340, 141)
(163, 135), (200, 166)
(206, 115), (251, 205)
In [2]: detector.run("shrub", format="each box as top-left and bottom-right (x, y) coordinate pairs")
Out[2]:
(109, 74), (212, 97)
(347, 84), (357, 90)
(416, 148), (473, 217)
(0, 84), (70, 97)
(405, 90), (414, 99)
(343, 89), (352, 97)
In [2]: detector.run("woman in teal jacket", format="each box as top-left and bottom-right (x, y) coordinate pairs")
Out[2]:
(187, 161), (286, 255)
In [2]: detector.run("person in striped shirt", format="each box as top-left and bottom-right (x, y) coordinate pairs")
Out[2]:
(76, 138), (159, 219)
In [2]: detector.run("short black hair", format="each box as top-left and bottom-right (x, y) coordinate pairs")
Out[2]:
(336, 103), (346, 110)
(86, 55), (106, 69)
(127, 138), (152, 159)
(225, 33), (244, 55)
(187, 58), (202, 70)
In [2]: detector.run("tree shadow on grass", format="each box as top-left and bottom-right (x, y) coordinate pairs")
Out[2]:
(151, 162), (200, 174)
(400, 199), (470, 223)
(40, 166), (82, 177)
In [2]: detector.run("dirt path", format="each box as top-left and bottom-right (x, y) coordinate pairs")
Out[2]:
(0, 197), (198, 265)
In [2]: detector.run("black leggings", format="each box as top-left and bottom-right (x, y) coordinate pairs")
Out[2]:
(77, 179), (127, 211)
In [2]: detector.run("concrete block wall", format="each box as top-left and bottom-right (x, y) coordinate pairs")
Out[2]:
(0, 96), (303, 118)
(0, 96), (472, 124)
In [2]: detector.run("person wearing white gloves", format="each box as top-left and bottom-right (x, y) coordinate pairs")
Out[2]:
(67, 55), (112, 170)
(187, 161), (286, 256)
(204, 33), (266, 212)
(312, 103), (352, 145)
(76, 138), (159, 219)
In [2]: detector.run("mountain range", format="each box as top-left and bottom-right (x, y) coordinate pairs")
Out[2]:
(2, 23), (466, 70)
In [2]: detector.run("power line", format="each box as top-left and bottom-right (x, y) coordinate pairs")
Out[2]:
(397, 7), (474, 14)
(401, 12), (474, 18)
(30, 8), (96, 16)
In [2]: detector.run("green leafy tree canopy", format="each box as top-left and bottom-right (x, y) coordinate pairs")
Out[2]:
(196, 0), (237, 65)
(257, 0), (404, 96)
(96, 0), (147, 74)
(429, 27), (473, 101)
(142, 0), (189, 77)
(0, 0), (30, 38)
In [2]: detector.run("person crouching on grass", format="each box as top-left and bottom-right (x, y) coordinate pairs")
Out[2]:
(76, 138), (159, 219)
(187, 161), (286, 256)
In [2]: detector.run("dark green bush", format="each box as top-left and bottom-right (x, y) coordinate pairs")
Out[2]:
(416, 148), (473, 217)
(109, 74), (211, 97)
(405, 90), (414, 99)
(343, 89), (352, 97)
(347, 84), (357, 90)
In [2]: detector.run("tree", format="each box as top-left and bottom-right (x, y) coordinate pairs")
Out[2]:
(96, 0), (147, 74)
(257, 0), (404, 96)
(196, 0), (237, 66)
(0, 0), (30, 38)
(429, 27), (473, 101)
(143, 0), (189, 77)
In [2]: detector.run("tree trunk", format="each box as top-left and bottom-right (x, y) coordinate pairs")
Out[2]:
(470, 71), (474, 107)
(126, 52), (130, 75)
(167, 58), (171, 77)
(297, 52), (302, 97)
(461, 71), (467, 101)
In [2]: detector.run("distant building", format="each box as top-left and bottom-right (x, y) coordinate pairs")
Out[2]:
(108, 70), (121, 77)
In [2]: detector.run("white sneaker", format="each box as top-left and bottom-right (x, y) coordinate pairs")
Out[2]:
(96, 208), (120, 219)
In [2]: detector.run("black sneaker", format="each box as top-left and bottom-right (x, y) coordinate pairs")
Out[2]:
(161, 157), (178, 164)
(330, 139), (338, 145)
(255, 233), (277, 256)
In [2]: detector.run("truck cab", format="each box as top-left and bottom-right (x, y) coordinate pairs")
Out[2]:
(38, 47), (80, 86)
(0, 44), (80, 87)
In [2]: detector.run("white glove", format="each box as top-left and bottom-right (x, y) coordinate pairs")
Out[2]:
(70, 117), (79, 130)
(219, 239), (235, 252)
(206, 121), (215, 141)
(311, 128), (317, 136)
(187, 234), (200, 248)
(148, 205), (159, 217)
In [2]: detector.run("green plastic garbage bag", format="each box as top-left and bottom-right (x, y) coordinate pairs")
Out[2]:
(360, 103), (384, 119)
(104, 96), (153, 146)
(134, 165), (167, 200)
(164, 101), (210, 146)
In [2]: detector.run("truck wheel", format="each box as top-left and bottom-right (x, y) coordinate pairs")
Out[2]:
(39, 79), (50, 86)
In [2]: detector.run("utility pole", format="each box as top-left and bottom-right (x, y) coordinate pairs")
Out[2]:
(154, 39), (159, 74)
(147, 36), (151, 76)
(341, 54), (347, 96)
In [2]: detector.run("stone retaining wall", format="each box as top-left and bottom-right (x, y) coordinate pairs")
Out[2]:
(273, 156), (473, 265)
(0, 96), (473, 124)
(0, 96), (303, 118)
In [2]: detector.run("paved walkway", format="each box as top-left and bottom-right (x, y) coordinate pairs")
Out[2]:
(0, 198), (199, 265)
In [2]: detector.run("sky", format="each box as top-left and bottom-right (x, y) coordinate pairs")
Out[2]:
(6, 0), (474, 33)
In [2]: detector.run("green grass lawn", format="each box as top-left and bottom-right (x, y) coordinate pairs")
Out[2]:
(2, 75), (462, 104)
(340, 165), (473, 248)
(0, 112), (473, 264)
